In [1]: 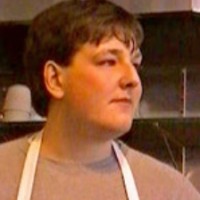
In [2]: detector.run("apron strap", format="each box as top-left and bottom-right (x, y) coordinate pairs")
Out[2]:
(17, 132), (42, 200)
(112, 141), (140, 200)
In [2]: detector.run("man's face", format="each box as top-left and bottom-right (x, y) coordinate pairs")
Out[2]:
(60, 37), (142, 136)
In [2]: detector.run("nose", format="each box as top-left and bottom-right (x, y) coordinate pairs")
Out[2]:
(119, 62), (141, 89)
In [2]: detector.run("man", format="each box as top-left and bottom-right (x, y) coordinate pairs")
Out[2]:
(0, 0), (199, 199)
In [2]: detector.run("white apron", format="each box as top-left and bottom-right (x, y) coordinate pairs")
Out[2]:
(17, 132), (140, 200)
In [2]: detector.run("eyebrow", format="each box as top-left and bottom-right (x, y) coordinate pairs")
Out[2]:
(94, 49), (125, 58)
(93, 48), (141, 65)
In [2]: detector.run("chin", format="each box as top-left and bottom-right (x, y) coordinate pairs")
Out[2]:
(116, 123), (133, 135)
(103, 120), (133, 138)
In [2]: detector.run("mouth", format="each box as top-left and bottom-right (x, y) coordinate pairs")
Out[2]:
(110, 98), (132, 105)
(110, 97), (134, 117)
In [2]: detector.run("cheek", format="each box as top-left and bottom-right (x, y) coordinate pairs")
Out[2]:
(66, 71), (111, 107)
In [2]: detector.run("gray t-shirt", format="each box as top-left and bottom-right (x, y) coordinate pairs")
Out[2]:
(0, 134), (199, 200)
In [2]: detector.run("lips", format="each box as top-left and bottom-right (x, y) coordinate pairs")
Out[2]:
(110, 98), (132, 105)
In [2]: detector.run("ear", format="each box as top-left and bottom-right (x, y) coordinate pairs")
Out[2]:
(43, 61), (64, 99)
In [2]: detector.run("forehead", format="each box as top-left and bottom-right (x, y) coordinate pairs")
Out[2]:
(87, 26), (138, 51)
(91, 36), (136, 55)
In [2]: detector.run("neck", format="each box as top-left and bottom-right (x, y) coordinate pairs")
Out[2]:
(40, 115), (113, 164)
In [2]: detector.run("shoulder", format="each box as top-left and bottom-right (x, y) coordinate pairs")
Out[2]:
(118, 140), (181, 182)
(0, 135), (30, 198)
(0, 134), (30, 174)
(117, 141), (200, 200)
(0, 135), (29, 160)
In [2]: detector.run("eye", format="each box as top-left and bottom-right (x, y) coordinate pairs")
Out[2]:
(97, 59), (117, 67)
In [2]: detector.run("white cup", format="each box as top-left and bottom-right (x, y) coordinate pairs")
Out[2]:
(2, 84), (31, 122)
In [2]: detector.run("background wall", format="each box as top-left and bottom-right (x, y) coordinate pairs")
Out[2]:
(0, 0), (195, 21)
